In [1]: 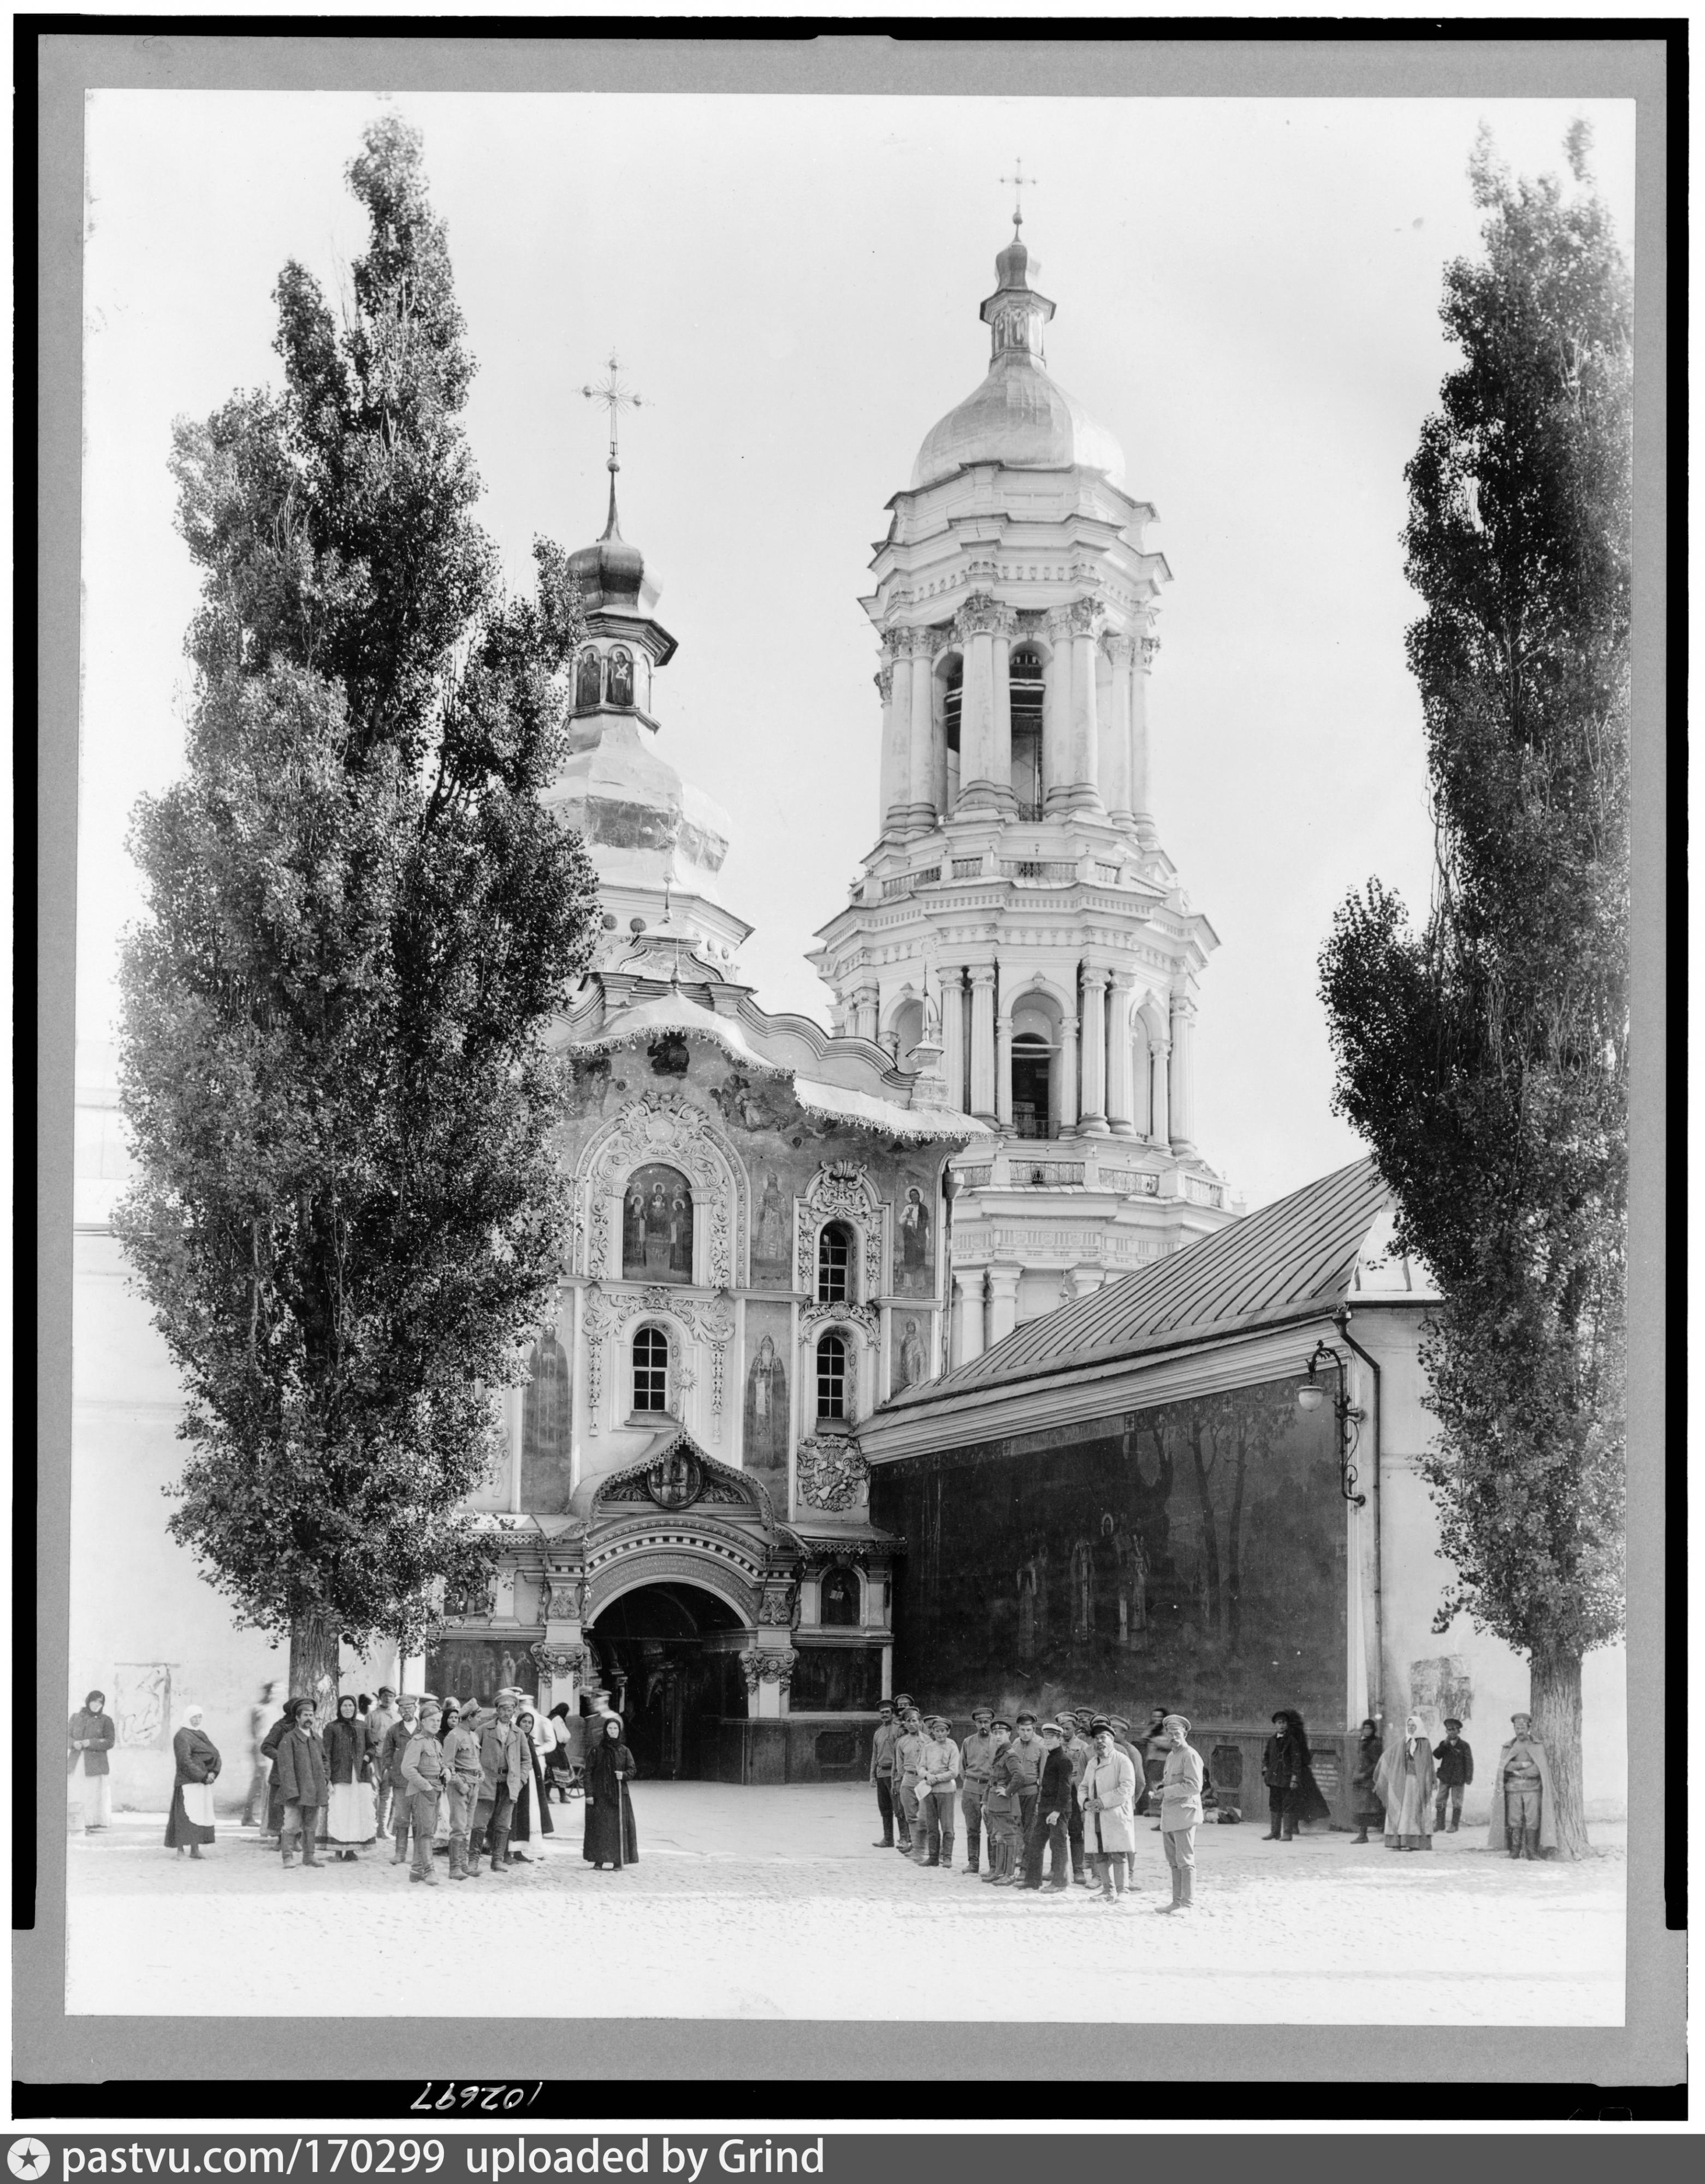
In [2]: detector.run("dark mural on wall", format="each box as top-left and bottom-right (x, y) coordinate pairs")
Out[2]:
(893, 1177), (936, 1297)
(520, 1329), (573, 1512)
(869, 1376), (1347, 1726)
(789, 1645), (883, 1713)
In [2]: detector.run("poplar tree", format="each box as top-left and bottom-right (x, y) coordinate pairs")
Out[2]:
(117, 116), (599, 1700)
(1319, 126), (1629, 1855)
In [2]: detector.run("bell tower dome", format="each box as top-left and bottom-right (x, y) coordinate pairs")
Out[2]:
(808, 212), (1238, 1359)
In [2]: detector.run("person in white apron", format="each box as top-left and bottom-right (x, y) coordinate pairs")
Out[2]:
(164, 1704), (220, 1859)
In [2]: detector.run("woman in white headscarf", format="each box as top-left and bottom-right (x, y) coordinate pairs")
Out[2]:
(164, 1704), (220, 1858)
(1374, 1712), (1437, 1851)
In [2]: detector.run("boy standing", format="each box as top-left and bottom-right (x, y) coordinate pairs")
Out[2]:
(1431, 1716), (1473, 1834)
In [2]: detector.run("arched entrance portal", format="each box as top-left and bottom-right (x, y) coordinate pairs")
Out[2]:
(586, 1582), (748, 1781)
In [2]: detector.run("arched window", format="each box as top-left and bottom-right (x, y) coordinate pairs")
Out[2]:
(1009, 645), (1045, 819)
(1011, 1031), (1052, 1140)
(632, 1325), (669, 1415)
(623, 1164), (694, 1284)
(816, 1221), (853, 1304)
(608, 648), (635, 708)
(575, 650), (602, 710)
(821, 1566), (860, 1627)
(815, 1331), (848, 1422)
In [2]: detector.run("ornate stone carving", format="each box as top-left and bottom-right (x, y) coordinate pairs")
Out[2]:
(581, 1281), (615, 1436)
(796, 1435), (871, 1514)
(738, 1647), (800, 1693)
(1140, 636), (1161, 667)
(756, 1577), (798, 1628)
(531, 1642), (593, 1681)
(543, 1575), (583, 1622)
(874, 665), (894, 703)
(956, 591), (1012, 639)
(1102, 631), (1137, 665)
(800, 1299), (878, 1337)
(1067, 596), (1100, 637)
(584, 1094), (744, 1289)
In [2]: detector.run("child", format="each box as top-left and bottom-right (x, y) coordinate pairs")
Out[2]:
(1431, 1716), (1473, 1833)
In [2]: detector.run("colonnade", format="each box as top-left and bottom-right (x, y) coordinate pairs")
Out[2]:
(877, 596), (1157, 840)
(925, 964), (1197, 1152)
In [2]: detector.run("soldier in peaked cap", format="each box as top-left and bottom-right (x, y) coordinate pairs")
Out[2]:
(980, 1716), (1024, 1886)
(957, 1706), (999, 1876)
(869, 1699), (901, 1849)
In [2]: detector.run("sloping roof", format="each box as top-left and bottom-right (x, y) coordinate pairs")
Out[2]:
(883, 1156), (1395, 1414)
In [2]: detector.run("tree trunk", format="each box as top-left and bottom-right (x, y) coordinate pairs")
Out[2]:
(1530, 1643), (1590, 1859)
(289, 1610), (341, 1727)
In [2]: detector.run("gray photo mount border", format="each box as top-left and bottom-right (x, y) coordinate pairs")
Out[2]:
(28, 27), (1674, 2097)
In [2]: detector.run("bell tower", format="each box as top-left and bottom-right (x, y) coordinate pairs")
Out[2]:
(809, 213), (1239, 1359)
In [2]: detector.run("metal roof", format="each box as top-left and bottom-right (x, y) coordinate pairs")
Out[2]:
(883, 1156), (1394, 1413)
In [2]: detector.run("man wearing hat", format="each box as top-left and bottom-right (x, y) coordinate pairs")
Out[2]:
(472, 1690), (528, 1876)
(1058, 1714), (1094, 1886)
(366, 1687), (399, 1837)
(916, 1716), (962, 1868)
(957, 1706), (999, 1874)
(440, 1698), (485, 1880)
(868, 1700), (900, 1849)
(1489, 1712), (1557, 1860)
(400, 1700), (447, 1885)
(980, 1717), (1022, 1885)
(893, 1707), (925, 1857)
(1156, 1713), (1204, 1912)
(1004, 1710), (1045, 1851)
(383, 1695), (422, 1866)
(1431, 1715), (1473, 1835)
(1082, 1718), (1139, 1902)
(1020, 1722), (1074, 1892)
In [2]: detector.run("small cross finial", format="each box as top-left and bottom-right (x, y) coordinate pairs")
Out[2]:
(998, 157), (1035, 235)
(581, 352), (646, 471)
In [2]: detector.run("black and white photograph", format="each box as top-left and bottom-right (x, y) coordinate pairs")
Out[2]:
(43, 34), (1660, 2071)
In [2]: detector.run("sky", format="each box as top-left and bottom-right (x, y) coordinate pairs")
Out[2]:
(78, 90), (1636, 1212)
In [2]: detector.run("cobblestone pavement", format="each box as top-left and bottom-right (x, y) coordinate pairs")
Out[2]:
(66, 1784), (1625, 2024)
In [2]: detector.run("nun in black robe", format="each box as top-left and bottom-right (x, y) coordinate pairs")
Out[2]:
(582, 1714), (638, 1871)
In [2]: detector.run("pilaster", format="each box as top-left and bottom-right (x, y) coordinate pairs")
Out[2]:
(968, 964), (998, 1120)
(1079, 966), (1110, 1135)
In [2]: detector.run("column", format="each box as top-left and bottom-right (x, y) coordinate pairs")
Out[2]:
(1057, 1004), (1080, 1135)
(986, 1264), (1022, 1346)
(1069, 603), (1103, 812)
(907, 635), (938, 830)
(994, 1007), (1015, 1129)
(505, 1384), (525, 1513)
(854, 982), (880, 1044)
(1079, 966), (1110, 1135)
(940, 968), (967, 1113)
(1106, 972), (1136, 1135)
(1102, 635), (1135, 827)
(1042, 611), (1074, 814)
(992, 618), (1016, 813)
(959, 604), (997, 808)
(954, 1270), (987, 1365)
(877, 653), (908, 836)
(1169, 991), (1197, 1153)
(1150, 1029), (1170, 1146)
(1133, 631), (1158, 846)
(969, 964), (997, 1120)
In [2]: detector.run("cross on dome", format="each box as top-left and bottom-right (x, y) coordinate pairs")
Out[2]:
(998, 157), (1037, 236)
(581, 353), (647, 538)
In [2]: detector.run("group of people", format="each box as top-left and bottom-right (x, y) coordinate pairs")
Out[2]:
(868, 1697), (1209, 1911)
(871, 1696), (1565, 1901)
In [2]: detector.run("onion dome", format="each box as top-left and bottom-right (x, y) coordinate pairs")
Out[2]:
(911, 227), (1126, 491)
(567, 462), (646, 611)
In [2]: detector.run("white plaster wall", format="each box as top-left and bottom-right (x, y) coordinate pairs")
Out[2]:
(1361, 1304), (1626, 1821)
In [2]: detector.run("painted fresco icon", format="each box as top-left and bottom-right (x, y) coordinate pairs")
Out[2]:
(743, 1334), (789, 1471)
(895, 1180), (933, 1294)
(646, 1443), (703, 1511)
(113, 1663), (172, 1750)
(623, 1163), (694, 1283)
(893, 1314), (926, 1392)
(648, 1033), (690, 1077)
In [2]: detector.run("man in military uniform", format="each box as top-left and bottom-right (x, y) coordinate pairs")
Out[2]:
(440, 1698), (485, 1880)
(869, 1700), (900, 1848)
(917, 1716), (961, 1868)
(1004, 1708), (1045, 1850)
(1058, 1713), (1094, 1886)
(895, 1707), (926, 1859)
(1490, 1711), (1557, 1860)
(980, 1717), (1023, 1886)
(957, 1706), (999, 1874)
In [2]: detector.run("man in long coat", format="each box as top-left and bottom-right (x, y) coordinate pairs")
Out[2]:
(1487, 1712), (1559, 1859)
(275, 1699), (330, 1870)
(472, 1694), (528, 1875)
(67, 1689), (116, 1832)
(1020, 1722), (1074, 1892)
(1080, 1718), (1138, 1902)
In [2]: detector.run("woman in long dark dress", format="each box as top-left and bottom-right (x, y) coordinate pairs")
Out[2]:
(506, 1705), (555, 1862)
(582, 1714), (638, 1871)
(164, 1704), (221, 1858)
(1262, 1708), (1333, 1840)
(1349, 1717), (1384, 1844)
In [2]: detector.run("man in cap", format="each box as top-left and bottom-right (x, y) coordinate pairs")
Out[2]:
(1058, 1713), (1094, 1885)
(1431, 1715), (1473, 1835)
(1020, 1722), (1074, 1892)
(365, 1686), (399, 1837)
(1004, 1709), (1045, 1851)
(980, 1717), (1023, 1885)
(1489, 1712), (1556, 1860)
(1109, 1716), (1143, 1886)
(400, 1700), (447, 1885)
(868, 1700), (900, 1849)
(917, 1716), (961, 1869)
(1140, 1705), (1171, 1827)
(894, 1707), (925, 1858)
(1156, 1712), (1204, 1912)
(440, 1698), (485, 1880)
(472, 1690), (528, 1875)
(957, 1706), (999, 1874)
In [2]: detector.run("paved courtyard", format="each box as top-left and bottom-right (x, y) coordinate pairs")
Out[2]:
(66, 1783), (1625, 2023)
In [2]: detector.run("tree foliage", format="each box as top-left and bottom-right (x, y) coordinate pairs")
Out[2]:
(117, 116), (600, 1689)
(1319, 129), (1629, 1849)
